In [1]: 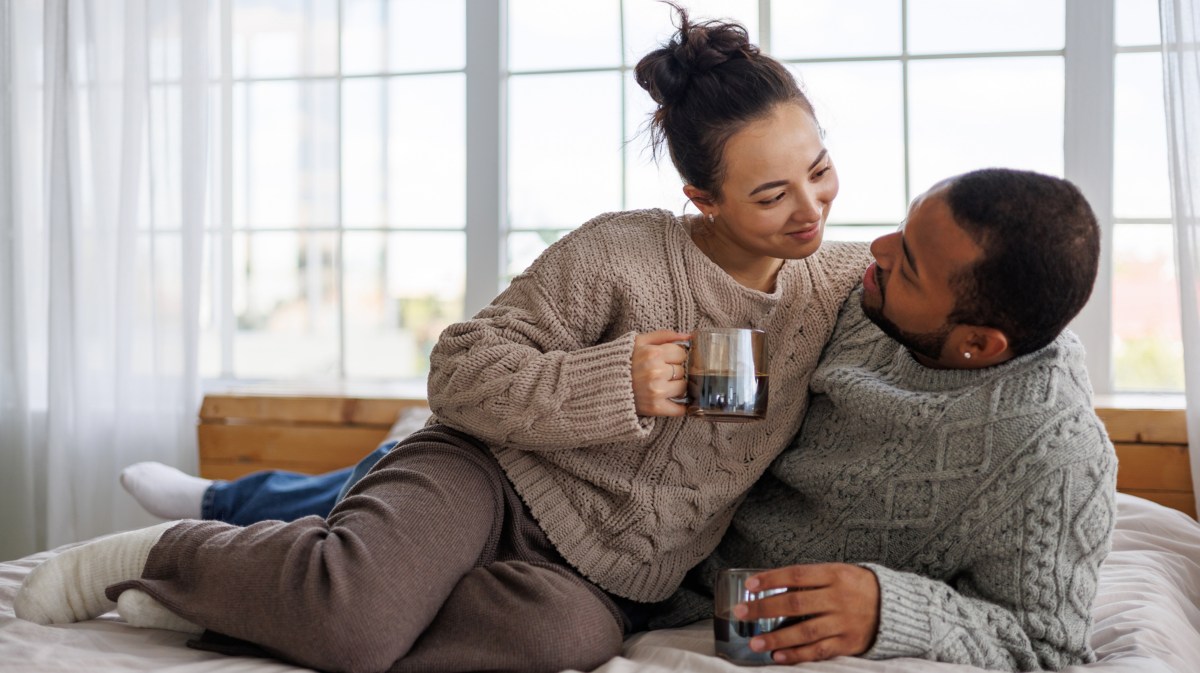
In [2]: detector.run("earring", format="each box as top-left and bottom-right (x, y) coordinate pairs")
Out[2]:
(706, 213), (715, 224)
(963, 352), (972, 360)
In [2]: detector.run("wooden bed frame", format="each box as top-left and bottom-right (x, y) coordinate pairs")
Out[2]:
(198, 392), (1196, 519)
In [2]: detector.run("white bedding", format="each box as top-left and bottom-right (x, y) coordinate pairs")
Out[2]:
(1, 493), (1198, 673)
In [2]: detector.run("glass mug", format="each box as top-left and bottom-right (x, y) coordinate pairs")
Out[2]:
(713, 568), (790, 665)
(671, 328), (768, 422)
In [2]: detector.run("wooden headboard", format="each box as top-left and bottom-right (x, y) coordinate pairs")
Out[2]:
(197, 393), (1195, 519)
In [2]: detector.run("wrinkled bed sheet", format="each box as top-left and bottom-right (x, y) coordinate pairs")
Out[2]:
(1, 493), (1197, 673)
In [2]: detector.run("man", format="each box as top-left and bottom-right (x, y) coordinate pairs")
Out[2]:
(653, 168), (1116, 672)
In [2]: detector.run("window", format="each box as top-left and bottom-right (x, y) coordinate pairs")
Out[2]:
(203, 0), (1182, 396)
(200, 0), (466, 382)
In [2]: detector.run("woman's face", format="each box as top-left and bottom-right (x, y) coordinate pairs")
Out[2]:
(702, 103), (838, 261)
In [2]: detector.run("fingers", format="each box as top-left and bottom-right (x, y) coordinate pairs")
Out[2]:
(745, 616), (842, 659)
(733, 586), (837, 622)
(766, 636), (855, 665)
(634, 329), (692, 347)
(632, 330), (691, 417)
(745, 563), (839, 593)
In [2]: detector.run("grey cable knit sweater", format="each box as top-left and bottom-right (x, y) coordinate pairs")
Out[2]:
(427, 209), (871, 601)
(656, 289), (1118, 672)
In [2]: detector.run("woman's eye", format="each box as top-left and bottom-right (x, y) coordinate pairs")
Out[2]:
(759, 192), (786, 205)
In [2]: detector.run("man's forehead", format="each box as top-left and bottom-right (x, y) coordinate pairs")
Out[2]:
(907, 191), (982, 275)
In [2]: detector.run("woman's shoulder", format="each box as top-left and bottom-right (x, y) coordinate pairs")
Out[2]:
(514, 208), (680, 280)
(567, 208), (679, 242)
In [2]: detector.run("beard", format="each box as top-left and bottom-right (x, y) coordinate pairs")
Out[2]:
(860, 274), (951, 362)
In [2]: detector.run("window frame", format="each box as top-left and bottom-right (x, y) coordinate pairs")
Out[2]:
(208, 0), (1163, 398)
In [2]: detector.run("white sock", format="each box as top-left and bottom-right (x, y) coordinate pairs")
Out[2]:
(117, 589), (203, 635)
(14, 521), (176, 625)
(119, 462), (211, 520)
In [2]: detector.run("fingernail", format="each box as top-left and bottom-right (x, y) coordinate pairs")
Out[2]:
(745, 578), (759, 590)
(732, 604), (748, 619)
(750, 638), (765, 652)
(774, 652), (787, 663)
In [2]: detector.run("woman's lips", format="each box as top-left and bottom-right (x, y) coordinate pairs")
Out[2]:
(787, 226), (820, 242)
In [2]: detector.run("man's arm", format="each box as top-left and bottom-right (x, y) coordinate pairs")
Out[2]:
(738, 448), (1117, 670)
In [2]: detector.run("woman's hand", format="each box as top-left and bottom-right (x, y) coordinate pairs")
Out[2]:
(631, 330), (691, 417)
(734, 563), (881, 665)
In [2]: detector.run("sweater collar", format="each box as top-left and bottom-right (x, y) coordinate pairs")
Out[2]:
(668, 213), (799, 329)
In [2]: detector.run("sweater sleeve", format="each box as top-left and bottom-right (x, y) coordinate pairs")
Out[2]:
(427, 216), (655, 450)
(861, 447), (1117, 672)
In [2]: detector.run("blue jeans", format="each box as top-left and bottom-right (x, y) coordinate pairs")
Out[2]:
(201, 441), (397, 525)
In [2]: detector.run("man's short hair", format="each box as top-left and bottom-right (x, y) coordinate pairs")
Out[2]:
(945, 169), (1100, 356)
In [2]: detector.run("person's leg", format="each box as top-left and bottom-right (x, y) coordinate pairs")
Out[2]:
(392, 561), (624, 673)
(121, 442), (393, 524)
(90, 427), (509, 673)
(205, 438), (396, 524)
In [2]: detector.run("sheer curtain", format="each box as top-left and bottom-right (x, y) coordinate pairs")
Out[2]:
(0, 0), (212, 559)
(1160, 0), (1200, 516)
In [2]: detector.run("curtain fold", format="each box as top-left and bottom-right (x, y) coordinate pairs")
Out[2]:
(1160, 0), (1200, 516)
(0, 0), (211, 559)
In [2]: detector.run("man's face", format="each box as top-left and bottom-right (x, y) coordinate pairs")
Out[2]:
(860, 185), (985, 364)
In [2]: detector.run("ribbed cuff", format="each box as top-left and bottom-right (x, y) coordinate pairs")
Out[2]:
(860, 563), (934, 660)
(557, 331), (653, 443)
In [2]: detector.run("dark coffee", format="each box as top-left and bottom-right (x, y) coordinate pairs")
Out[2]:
(713, 616), (777, 665)
(686, 373), (768, 422)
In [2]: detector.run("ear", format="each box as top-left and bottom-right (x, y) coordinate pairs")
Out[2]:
(948, 325), (1012, 367)
(682, 184), (716, 216)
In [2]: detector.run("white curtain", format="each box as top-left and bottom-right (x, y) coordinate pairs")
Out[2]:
(1160, 0), (1200, 516)
(0, 0), (212, 559)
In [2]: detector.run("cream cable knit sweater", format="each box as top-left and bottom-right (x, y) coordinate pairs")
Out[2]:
(427, 209), (871, 601)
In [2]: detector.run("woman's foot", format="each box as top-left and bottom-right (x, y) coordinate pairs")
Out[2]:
(14, 522), (176, 624)
(120, 462), (211, 520)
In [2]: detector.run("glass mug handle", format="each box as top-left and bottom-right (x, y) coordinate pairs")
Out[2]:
(667, 339), (691, 405)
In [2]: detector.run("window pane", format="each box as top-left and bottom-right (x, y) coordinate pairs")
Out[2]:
(233, 231), (340, 379)
(1114, 52), (1171, 219)
(907, 0), (1064, 54)
(235, 80), (338, 229)
(507, 230), (570, 280)
(344, 0), (465, 74)
(1116, 0), (1161, 47)
(908, 57), (1064, 196)
(623, 0), (759, 66)
(793, 62), (906, 225)
(1112, 224), (1184, 392)
(342, 79), (386, 227)
(233, 0), (338, 78)
(825, 225), (895, 244)
(388, 75), (466, 228)
(389, 0), (465, 72)
(509, 0), (620, 71)
(509, 72), (622, 229)
(344, 231), (464, 380)
(624, 73), (686, 212)
(344, 75), (466, 229)
(771, 0), (901, 59)
(342, 0), (386, 75)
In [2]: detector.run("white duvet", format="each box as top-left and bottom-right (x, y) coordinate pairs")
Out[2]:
(1, 493), (1198, 673)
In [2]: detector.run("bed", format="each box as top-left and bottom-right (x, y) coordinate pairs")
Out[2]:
(1, 492), (1198, 673)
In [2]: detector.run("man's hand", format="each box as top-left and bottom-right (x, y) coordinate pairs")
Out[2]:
(734, 563), (881, 665)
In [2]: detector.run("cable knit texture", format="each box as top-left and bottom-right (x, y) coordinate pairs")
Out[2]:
(427, 209), (871, 601)
(656, 290), (1118, 671)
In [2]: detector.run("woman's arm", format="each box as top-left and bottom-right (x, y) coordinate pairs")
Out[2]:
(427, 215), (682, 450)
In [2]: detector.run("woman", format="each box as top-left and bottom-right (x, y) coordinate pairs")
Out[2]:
(16, 8), (870, 673)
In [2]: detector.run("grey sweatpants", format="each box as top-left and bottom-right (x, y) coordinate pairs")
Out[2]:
(106, 425), (626, 673)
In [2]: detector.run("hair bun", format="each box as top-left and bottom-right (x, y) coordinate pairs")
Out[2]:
(635, 6), (756, 106)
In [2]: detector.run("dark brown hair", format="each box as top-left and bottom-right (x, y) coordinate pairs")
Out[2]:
(945, 169), (1100, 355)
(634, 3), (815, 200)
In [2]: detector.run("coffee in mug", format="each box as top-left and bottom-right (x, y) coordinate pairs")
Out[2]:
(713, 568), (788, 665)
(674, 328), (768, 422)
